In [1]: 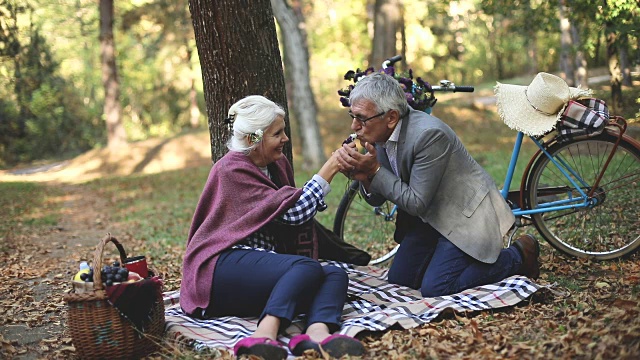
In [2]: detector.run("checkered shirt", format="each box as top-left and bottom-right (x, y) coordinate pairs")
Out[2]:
(235, 176), (329, 251)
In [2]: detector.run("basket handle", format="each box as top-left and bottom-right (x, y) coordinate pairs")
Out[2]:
(90, 233), (128, 291)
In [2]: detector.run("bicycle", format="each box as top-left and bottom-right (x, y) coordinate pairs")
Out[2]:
(333, 55), (640, 265)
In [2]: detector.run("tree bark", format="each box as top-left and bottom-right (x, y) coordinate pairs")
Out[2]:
(571, 23), (588, 87)
(605, 22), (623, 115)
(99, 0), (127, 149)
(618, 33), (632, 86)
(187, 46), (201, 128)
(558, 0), (575, 86)
(370, 0), (402, 69)
(271, 0), (325, 171)
(188, 0), (291, 164)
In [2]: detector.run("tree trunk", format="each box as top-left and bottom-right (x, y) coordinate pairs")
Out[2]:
(10, 5), (26, 138)
(526, 35), (538, 76)
(571, 23), (588, 87)
(605, 23), (623, 115)
(558, 0), (575, 86)
(399, 5), (406, 70)
(188, 0), (291, 164)
(493, 17), (505, 79)
(99, 0), (126, 149)
(618, 33), (632, 86)
(187, 46), (201, 128)
(271, 0), (325, 171)
(370, 0), (402, 69)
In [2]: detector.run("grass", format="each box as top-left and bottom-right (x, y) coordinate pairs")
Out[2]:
(0, 181), (63, 234)
(83, 167), (211, 246)
(545, 273), (583, 293)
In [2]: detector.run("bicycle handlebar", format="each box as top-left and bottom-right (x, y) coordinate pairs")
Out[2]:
(432, 85), (475, 93)
(382, 55), (403, 68)
(382, 55), (475, 93)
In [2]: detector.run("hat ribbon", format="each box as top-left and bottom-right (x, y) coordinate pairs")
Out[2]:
(524, 88), (558, 116)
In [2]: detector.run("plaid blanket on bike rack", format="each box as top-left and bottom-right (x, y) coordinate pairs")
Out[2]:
(162, 261), (543, 355)
(558, 98), (609, 141)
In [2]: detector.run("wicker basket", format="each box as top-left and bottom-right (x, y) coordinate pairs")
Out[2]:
(64, 233), (165, 359)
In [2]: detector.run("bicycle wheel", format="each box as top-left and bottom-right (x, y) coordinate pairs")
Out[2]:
(525, 132), (640, 259)
(333, 181), (399, 266)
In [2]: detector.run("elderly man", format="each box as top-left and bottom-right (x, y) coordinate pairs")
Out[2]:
(336, 72), (540, 297)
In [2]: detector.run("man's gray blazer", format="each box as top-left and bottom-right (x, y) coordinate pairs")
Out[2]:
(367, 107), (515, 263)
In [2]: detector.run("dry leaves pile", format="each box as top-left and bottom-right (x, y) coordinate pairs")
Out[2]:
(1, 182), (639, 359)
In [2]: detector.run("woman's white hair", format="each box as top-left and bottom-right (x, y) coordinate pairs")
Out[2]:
(226, 95), (285, 154)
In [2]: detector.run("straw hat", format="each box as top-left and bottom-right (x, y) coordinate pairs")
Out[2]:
(495, 72), (592, 136)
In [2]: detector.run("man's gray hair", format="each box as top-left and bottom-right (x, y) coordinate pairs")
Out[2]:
(226, 95), (285, 154)
(349, 72), (408, 115)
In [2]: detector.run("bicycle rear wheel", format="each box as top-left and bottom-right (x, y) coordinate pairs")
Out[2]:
(333, 181), (399, 266)
(525, 132), (640, 259)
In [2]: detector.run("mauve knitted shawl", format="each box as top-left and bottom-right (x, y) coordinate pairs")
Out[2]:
(180, 151), (303, 316)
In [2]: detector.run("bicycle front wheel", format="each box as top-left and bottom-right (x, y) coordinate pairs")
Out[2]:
(333, 181), (399, 266)
(525, 132), (640, 260)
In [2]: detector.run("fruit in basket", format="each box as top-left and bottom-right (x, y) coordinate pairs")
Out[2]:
(73, 261), (91, 281)
(102, 265), (128, 284)
(127, 271), (143, 282)
(73, 261), (137, 286)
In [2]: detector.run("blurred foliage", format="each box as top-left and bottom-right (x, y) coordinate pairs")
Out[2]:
(0, 1), (102, 167)
(0, 0), (638, 168)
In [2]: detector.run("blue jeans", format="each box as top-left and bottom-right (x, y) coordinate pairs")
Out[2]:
(388, 221), (523, 297)
(207, 249), (348, 332)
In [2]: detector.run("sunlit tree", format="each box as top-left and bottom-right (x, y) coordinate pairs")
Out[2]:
(188, 0), (291, 163)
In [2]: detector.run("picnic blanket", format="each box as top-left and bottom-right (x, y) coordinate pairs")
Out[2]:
(163, 261), (542, 355)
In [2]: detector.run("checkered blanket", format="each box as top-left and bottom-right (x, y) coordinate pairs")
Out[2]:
(163, 261), (542, 354)
(558, 98), (609, 141)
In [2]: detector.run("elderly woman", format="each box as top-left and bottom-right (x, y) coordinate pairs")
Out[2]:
(180, 95), (364, 360)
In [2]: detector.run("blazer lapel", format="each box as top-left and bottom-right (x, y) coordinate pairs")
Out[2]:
(396, 113), (411, 181)
(376, 143), (392, 171)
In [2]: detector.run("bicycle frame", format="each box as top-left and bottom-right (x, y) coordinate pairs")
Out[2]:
(501, 132), (592, 215)
(502, 119), (626, 217)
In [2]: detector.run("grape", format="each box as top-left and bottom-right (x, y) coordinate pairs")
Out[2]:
(112, 261), (120, 267)
(105, 279), (113, 286)
(114, 274), (122, 282)
(118, 268), (129, 277)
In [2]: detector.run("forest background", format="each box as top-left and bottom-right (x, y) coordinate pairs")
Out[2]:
(1, 0), (639, 170)
(1, 1), (640, 358)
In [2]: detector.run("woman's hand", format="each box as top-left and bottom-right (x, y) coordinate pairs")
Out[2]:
(317, 149), (343, 183)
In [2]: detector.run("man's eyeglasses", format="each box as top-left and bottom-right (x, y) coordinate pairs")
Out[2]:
(348, 111), (386, 126)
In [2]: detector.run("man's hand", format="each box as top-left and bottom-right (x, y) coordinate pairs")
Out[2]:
(336, 141), (380, 182)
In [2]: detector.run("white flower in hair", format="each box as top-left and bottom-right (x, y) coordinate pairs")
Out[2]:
(250, 129), (264, 144)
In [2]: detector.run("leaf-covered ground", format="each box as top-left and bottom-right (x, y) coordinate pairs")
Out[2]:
(1, 160), (639, 360)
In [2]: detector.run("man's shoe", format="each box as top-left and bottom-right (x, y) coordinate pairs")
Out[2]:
(513, 234), (540, 280)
